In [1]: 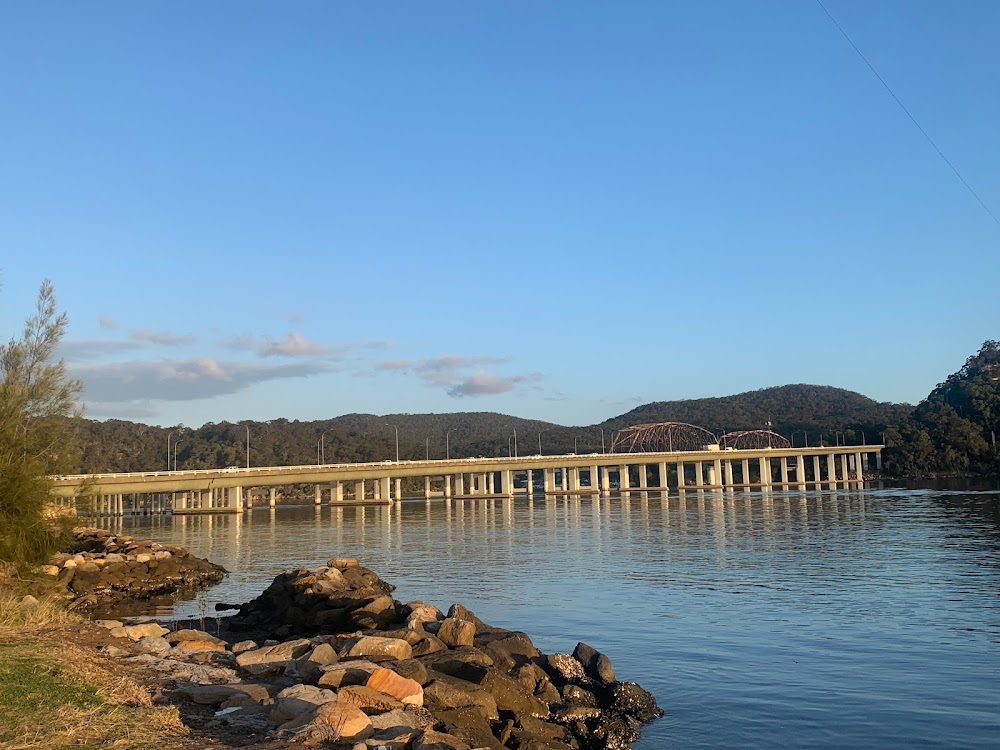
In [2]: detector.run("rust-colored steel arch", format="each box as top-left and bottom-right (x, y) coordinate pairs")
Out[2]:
(718, 430), (791, 450)
(610, 422), (718, 453)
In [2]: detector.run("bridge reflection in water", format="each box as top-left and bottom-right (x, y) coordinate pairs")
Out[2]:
(104, 487), (873, 620)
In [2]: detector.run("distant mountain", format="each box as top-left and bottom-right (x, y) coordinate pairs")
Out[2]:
(599, 384), (912, 445)
(76, 386), (909, 473)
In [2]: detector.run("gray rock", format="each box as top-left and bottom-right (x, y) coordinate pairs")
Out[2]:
(134, 636), (171, 657)
(270, 684), (338, 724)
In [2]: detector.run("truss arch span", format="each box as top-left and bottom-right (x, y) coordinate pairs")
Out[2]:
(718, 430), (791, 450)
(610, 422), (718, 453)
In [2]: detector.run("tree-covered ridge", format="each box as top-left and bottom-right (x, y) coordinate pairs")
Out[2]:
(883, 341), (1000, 476)
(601, 384), (912, 445)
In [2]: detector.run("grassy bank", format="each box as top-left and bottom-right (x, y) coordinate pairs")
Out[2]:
(0, 593), (190, 750)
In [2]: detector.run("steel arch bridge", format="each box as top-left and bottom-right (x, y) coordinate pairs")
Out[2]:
(718, 430), (791, 450)
(610, 422), (718, 453)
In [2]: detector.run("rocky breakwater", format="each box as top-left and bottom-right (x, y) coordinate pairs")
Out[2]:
(39, 528), (226, 610)
(118, 557), (661, 749)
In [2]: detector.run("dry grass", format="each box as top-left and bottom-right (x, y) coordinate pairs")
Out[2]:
(0, 613), (192, 750)
(0, 590), (79, 631)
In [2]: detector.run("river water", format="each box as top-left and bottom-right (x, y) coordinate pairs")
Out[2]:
(109, 485), (1000, 749)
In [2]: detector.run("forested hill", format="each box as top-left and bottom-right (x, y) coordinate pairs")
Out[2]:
(600, 385), (913, 443)
(76, 385), (909, 474)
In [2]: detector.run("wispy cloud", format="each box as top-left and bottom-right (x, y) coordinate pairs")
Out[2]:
(447, 370), (542, 397)
(98, 314), (118, 330)
(131, 328), (197, 346)
(379, 354), (541, 398)
(73, 357), (332, 403)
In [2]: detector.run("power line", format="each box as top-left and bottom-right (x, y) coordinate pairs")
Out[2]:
(815, 0), (999, 226)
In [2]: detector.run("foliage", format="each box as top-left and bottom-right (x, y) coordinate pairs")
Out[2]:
(0, 280), (82, 567)
(882, 341), (1000, 476)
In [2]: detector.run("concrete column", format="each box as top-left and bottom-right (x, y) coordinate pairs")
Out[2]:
(601, 466), (610, 492)
(713, 459), (723, 488)
(638, 465), (648, 489)
(758, 457), (769, 488)
(381, 476), (392, 501)
(524, 470), (533, 494)
(694, 461), (704, 488)
(658, 462), (668, 489)
(780, 458), (790, 486)
(456, 473), (465, 495)
(424, 476), (432, 499)
(333, 481), (343, 503)
(590, 465), (599, 490)
(568, 467), (579, 491)
(619, 464), (629, 490)
(444, 475), (452, 498)
(854, 452), (864, 484)
(501, 470), (512, 496)
(315, 485), (323, 505)
(796, 456), (806, 488)
(876, 452), (883, 473)
(707, 462), (717, 487)
(544, 469), (554, 493)
(269, 487), (277, 507)
(479, 473), (488, 495)
(724, 460), (734, 488)
(741, 458), (750, 487)
(487, 473), (494, 494)
(394, 477), (402, 501)
(840, 454), (850, 486)
(813, 455), (822, 487)
(676, 462), (685, 489)
(232, 486), (243, 510)
(826, 454), (838, 487)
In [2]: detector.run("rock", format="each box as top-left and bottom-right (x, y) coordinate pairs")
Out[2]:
(270, 684), (338, 724)
(345, 635), (412, 661)
(231, 640), (257, 654)
(562, 684), (597, 707)
(134, 636), (172, 656)
(370, 707), (436, 733)
(338, 685), (404, 715)
(413, 728), (472, 750)
(546, 653), (585, 684)
(329, 557), (359, 568)
(95, 619), (123, 630)
(165, 629), (227, 646)
(367, 667), (423, 706)
(604, 681), (663, 722)
(412, 634), (449, 656)
(176, 684), (247, 705)
(432, 706), (504, 750)
(38, 565), (60, 576)
(317, 659), (382, 688)
(590, 712), (641, 750)
(123, 622), (169, 640)
(19, 595), (39, 606)
(476, 631), (540, 671)
(235, 638), (312, 676)
(423, 675), (498, 719)
(573, 642), (616, 685)
(296, 642), (339, 682)
(437, 617), (476, 648)
(309, 701), (373, 740)
(384, 658), (429, 686)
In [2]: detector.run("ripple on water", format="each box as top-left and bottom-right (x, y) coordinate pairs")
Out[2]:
(110, 487), (1000, 749)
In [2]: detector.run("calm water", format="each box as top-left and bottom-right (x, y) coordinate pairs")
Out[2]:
(107, 486), (1000, 749)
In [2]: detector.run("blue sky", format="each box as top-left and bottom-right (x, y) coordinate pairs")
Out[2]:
(2, 1), (997, 428)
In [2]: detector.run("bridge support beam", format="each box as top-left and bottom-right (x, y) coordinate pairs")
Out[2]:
(676, 462), (685, 490)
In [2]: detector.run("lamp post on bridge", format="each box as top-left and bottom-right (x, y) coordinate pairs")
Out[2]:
(791, 430), (808, 448)
(173, 441), (182, 471)
(446, 429), (455, 460)
(386, 423), (399, 463)
(538, 429), (551, 456)
(504, 426), (518, 458)
(167, 430), (176, 471)
(318, 429), (333, 465)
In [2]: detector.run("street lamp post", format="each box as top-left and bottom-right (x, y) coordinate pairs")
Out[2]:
(538, 429), (551, 456)
(318, 429), (333, 465)
(599, 428), (605, 454)
(835, 431), (843, 447)
(173, 441), (182, 471)
(167, 430), (176, 471)
(574, 436), (580, 455)
(446, 429), (455, 460)
(386, 423), (399, 463)
(508, 437), (513, 457)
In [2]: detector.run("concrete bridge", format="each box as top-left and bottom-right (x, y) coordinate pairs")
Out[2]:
(51, 444), (883, 516)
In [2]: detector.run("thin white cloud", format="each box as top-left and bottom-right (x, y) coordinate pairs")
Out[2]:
(131, 328), (196, 346)
(73, 356), (332, 403)
(448, 370), (542, 397)
(229, 331), (332, 357)
(380, 354), (541, 398)
(98, 314), (118, 330)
